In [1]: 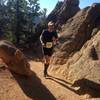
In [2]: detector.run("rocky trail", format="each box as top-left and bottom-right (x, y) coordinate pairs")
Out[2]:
(0, 60), (98, 100)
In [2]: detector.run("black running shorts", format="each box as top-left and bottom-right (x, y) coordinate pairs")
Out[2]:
(42, 47), (53, 56)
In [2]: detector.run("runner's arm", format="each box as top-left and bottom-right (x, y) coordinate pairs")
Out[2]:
(40, 30), (45, 46)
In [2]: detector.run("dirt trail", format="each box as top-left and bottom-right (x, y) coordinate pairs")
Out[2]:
(29, 61), (81, 100)
(0, 60), (96, 100)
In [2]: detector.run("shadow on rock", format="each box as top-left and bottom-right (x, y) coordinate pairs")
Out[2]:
(72, 78), (100, 98)
(46, 76), (100, 98)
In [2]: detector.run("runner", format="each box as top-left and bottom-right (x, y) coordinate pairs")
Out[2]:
(40, 21), (58, 77)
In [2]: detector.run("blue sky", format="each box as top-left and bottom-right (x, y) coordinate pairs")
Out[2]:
(39, 0), (100, 15)
(39, 0), (63, 15)
(79, 0), (100, 8)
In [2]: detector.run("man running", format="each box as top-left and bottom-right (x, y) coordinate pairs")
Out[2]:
(40, 21), (58, 77)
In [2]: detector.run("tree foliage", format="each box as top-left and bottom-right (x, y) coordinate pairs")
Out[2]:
(0, 0), (45, 46)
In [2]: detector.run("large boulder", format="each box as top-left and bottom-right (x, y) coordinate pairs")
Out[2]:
(52, 3), (100, 64)
(50, 30), (100, 98)
(47, 0), (80, 26)
(63, 30), (100, 87)
(0, 40), (32, 76)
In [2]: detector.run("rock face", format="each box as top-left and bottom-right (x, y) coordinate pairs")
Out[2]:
(50, 31), (100, 97)
(52, 3), (100, 64)
(47, 1), (63, 23)
(63, 30), (100, 87)
(49, 3), (100, 96)
(0, 40), (32, 76)
(47, 0), (80, 26)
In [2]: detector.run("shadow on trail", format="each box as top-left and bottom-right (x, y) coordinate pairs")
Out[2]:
(46, 75), (76, 92)
(46, 76), (100, 98)
(47, 75), (72, 85)
(11, 71), (56, 100)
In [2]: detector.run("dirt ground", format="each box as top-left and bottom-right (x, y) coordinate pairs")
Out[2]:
(0, 60), (99, 100)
